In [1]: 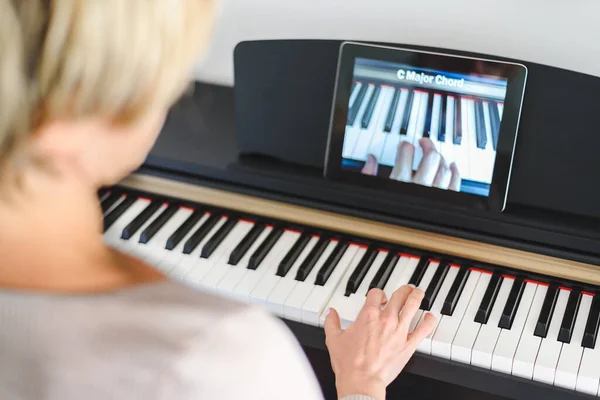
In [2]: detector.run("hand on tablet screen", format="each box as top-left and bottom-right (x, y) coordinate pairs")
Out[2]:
(361, 138), (461, 192)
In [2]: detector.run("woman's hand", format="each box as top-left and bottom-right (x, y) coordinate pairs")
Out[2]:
(362, 137), (461, 192)
(324, 286), (436, 400)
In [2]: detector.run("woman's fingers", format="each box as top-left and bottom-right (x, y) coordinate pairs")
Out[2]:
(364, 288), (387, 309)
(408, 312), (437, 350)
(390, 141), (414, 182)
(432, 158), (451, 189)
(397, 288), (425, 328)
(448, 162), (461, 192)
(361, 154), (379, 176)
(414, 138), (441, 186)
(382, 285), (413, 318)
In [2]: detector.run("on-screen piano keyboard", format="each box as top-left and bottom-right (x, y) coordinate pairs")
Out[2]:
(343, 81), (504, 185)
(103, 174), (600, 398)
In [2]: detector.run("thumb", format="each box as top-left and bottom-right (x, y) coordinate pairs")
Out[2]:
(361, 154), (378, 175)
(324, 307), (342, 338)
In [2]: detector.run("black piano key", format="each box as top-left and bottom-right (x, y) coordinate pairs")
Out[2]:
(534, 284), (559, 338)
(360, 85), (381, 129)
(200, 218), (238, 259)
(384, 89), (400, 132)
(101, 192), (122, 214)
(228, 223), (265, 266)
(345, 247), (378, 296)
(408, 257), (429, 287)
(421, 262), (450, 311)
(315, 241), (349, 286)
(139, 204), (178, 244)
(439, 94), (447, 142)
(489, 101), (500, 150)
(475, 273), (502, 324)
(166, 210), (204, 250)
(454, 96), (462, 145)
(475, 100), (487, 149)
(498, 277), (526, 329)
(347, 84), (368, 126)
(295, 237), (330, 282)
(121, 200), (162, 240)
(248, 228), (283, 270)
(583, 293), (600, 349)
(369, 251), (399, 291)
(103, 196), (136, 232)
(399, 90), (414, 135)
(441, 266), (470, 316)
(182, 214), (220, 254)
(558, 289), (582, 343)
(423, 93), (435, 138)
(277, 233), (310, 277)
(98, 188), (108, 199)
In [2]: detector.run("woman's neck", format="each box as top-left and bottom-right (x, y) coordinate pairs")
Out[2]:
(0, 165), (164, 293)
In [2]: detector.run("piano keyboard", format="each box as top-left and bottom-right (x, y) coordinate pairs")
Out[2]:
(343, 82), (504, 184)
(102, 183), (600, 397)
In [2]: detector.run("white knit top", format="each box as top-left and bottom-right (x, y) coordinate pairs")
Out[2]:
(0, 280), (374, 400)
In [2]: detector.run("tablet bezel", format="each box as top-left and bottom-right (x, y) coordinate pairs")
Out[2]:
(324, 42), (528, 212)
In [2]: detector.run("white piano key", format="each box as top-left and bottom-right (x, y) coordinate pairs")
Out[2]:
(215, 226), (275, 297)
(104, 198), (151, 250)
(319, 246), (368, 327)
(555, 292), (593, 390)
(417, 265), (460, 354)
(512, 283), (549, 379)
(408, 260), (440, 334)
(402, 91), (422, 151)
(491, 282), (538, 374)
(184, 220), (254, 285)
(336, 250), (389, 329)
(351, 86), (389, 161)
(264, 235), (320, 316)
(343, 84), (375, 159)
(471, 276), (515, 369)
(451, 271), (492, 363)
(382, 254), (420, 299)
(229, 230), (300, 304)
(533, 288), (571, 385)
(432, 270), (481, 359)
(466, 99), (486, 183)
(196, 220), (256, 292)
(141, 207), (195, 268)
(282, 240), (339, 321)
(440, 96), (456, 167)
(576, 303), (600, 395)
(302, 244), (360, 326)
(158, 212), (211, 276)
(498, 102), (504, 118)
(349, 82), (362, 109)
(380, 89), (409, 166)
(168, 216), (227, 279)
(455, 98), (471, 182)
(412, 92), (430, 172)
(429, 93), (442, 143)
(365, 87), (395, 161)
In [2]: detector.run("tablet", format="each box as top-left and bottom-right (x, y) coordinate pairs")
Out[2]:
(324, 42), (527, 212)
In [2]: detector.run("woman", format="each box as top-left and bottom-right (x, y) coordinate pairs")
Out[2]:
(0, 1), (436, 399)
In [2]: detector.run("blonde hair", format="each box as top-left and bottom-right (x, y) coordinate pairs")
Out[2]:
(0, 0), (214, 177)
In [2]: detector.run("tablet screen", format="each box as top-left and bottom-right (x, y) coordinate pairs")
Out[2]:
(325, 42), (527, 211)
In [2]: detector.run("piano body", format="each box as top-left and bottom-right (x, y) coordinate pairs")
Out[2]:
(104, 2), (600, 399)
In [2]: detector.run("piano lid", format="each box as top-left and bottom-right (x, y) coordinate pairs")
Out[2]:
(193, 0), (600, 86)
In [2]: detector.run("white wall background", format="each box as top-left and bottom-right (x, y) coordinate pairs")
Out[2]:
(193, 0), (600, 87)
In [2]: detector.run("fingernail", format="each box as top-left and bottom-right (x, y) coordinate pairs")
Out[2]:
(325, 307), (331, 317)
(407, 284), (416, 289)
